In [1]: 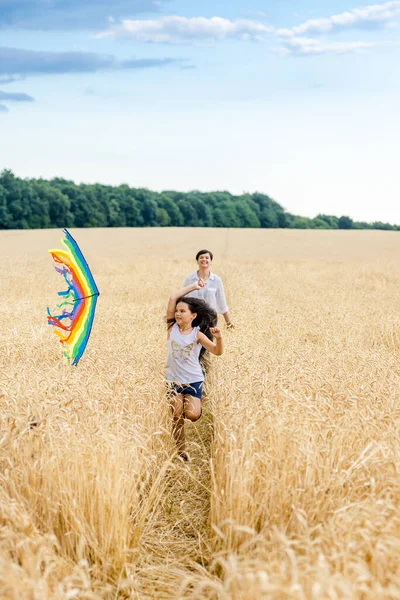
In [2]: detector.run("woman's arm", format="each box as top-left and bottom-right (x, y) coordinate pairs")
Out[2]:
(166, 279), (205, 320)
(183, 274), (191, 287)
(216, 280), (234, 328)
(222, 311), (234, 329)
(197, 328), (224, 356)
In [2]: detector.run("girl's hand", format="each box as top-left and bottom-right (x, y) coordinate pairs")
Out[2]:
(194, 278), (206, 290)
(210, 327), (222, 339)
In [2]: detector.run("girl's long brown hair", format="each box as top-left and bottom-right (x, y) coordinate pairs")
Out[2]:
(167, 297), (217, 357)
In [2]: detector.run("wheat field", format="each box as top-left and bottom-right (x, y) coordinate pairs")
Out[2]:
(1, 228), (400, 599)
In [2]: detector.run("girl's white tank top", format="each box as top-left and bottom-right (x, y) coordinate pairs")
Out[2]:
(166, 324), (204, 384)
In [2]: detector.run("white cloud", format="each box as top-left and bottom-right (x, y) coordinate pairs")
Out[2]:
(96, 15), (273, 43)
(280, 37), (379, 56)
(0, 90), (34, 102)
(278, 1), (400, 37)
(94, 5), (396, 56)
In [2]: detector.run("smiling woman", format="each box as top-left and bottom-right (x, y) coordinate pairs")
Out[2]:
(183, 249), (234, 329)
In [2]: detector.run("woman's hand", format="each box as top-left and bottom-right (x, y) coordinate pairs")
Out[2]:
(210, 327), (222, 339)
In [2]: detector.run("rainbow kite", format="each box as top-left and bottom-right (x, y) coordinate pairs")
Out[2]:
(47, 229), (100, 365)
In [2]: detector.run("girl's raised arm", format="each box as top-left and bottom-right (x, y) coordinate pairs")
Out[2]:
(166, 279), (205, 321)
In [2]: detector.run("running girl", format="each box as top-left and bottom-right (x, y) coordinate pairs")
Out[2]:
(166, 279), (224, 461)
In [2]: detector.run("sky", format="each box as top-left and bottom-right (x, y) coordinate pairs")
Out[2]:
(0, 0), (399, 223)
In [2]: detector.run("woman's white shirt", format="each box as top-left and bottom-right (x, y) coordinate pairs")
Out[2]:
(183, 272), (228, 315)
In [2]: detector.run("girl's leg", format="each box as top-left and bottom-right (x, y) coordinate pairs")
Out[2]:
(170, 393), (185, 454)
(183, 394), (202, 422)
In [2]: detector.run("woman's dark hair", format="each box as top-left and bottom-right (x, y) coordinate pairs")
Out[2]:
(168, 297), (217, 358)
(195, 249), (213, 261)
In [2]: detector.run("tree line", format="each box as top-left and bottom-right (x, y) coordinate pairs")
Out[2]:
(0, 170), (398, 231)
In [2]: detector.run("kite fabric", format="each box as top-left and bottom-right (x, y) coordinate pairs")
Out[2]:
(47, 229), (100, 365)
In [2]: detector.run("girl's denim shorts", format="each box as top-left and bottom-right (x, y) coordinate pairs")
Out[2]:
(166, 381), (203, 400)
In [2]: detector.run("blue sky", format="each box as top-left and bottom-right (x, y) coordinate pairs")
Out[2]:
(1, 0), (399, 223)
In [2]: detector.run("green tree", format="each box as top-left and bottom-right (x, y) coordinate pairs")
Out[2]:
(91, 185), (112, 227)
(338, 215), (353, 229)
(0, 170), (29, 228)
(310, 217), (330, 229)
(192, 198), (213, 227)
(371, 221), (395, 231)
(0, 184), (9, 229)
(177, 198), (199, 227)
(136, 190), (157, 226)
(1, 169), (400, 232)
(28, 183), (50, 228)
(72, 190), (93, 227)
(316, 214), (339, 229)
(185, 193), (213, 227)
(156, 207), (170, 226)
(289, 215), (313, 229)
(107, 197), (123, 227)
(158, 194), (183, 226)
(213, 201), (240, 227)
(119, 189), (141, 227)
(234, 200), (260, 228)
(46, 186), (74, 227)
(260, 208), (279, 228)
